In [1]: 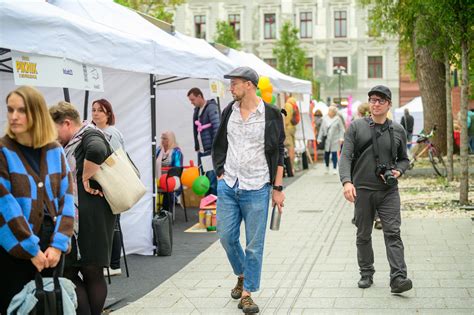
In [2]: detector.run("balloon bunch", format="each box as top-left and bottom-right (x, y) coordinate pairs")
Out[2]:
(256, 76), (276, 105)
(158, 165), (210, 196)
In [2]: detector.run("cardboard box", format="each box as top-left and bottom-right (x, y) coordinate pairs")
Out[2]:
(183, 187), (201, 208)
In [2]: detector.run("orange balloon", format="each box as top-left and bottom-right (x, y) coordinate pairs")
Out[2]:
(262, 91), (273, 103)
(260, 84), (273, 95)
(181, 166), (199, 187)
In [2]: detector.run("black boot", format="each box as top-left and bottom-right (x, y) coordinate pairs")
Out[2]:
(391, 276), (413, 293)
(358, 275), (373, 288)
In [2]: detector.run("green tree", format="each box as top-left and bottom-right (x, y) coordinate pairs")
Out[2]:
(214, 21), (241, 49)
(114, 0), (185, 24)
(273, 21), (307, 80)
(360, 0), (473, 204)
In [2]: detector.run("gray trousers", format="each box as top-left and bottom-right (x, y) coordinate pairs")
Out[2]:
(354, 187), (407, 282)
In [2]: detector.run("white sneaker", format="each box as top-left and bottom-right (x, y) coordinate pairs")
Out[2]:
(104, 268), (122, 276)
(324, 166), (330, 174)
(332, 169), (338, 175)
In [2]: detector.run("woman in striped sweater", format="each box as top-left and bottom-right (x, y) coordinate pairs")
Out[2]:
(0, 86), (74, 314)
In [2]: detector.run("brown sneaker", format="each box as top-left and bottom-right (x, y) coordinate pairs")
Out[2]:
(238, 296), (259, 313)
(231, 276), (244, 299)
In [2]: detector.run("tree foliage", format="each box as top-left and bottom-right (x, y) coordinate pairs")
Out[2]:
(273, 21), (308, 80)
(114, 0), (185, 24)
(214, 21), (241, 49)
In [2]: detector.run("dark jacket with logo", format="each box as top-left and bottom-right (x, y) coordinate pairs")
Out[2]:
(212, 101), (285, 185)
(193, 99), (220, 155)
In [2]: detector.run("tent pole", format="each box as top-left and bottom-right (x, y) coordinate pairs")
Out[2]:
(63, 88), (70, 102)
(216, 96), (222, 115)
(150, 74), (157, 214)
(298, 100), (309, 169)
(83, 90), (89, 120)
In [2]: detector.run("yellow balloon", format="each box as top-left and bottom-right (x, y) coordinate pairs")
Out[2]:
(258, 76), (271, 91)
(262, 91), (273, 103)
(181, 166), (199, 188)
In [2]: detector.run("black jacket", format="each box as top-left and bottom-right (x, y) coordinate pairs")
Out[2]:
(192, 99), (220, 154)
(400, 114), (414, 133)
(212, 101), (285, 185)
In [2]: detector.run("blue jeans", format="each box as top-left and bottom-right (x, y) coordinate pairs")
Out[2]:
(324, 151), (338, 169)
(216, 180), (271, 292)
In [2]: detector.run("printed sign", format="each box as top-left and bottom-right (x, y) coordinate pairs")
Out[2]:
(209, 80), (225, 98)
(12, 51), (104, 92)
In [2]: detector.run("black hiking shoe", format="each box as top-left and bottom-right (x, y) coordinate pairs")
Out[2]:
(238, 296), (259, 313)
(358, 275), (373, 288)
(391, 276), (413, 293)
(231, 276), (244, 299)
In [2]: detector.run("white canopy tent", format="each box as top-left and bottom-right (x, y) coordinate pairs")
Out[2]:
(0, 0), (235, 255)
(226, 48), (312, 94)
(394, 96), (424, 134)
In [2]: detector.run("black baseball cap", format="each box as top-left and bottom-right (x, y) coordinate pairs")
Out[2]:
(224, 66), (259, 87)
(368, 85), (392, 100)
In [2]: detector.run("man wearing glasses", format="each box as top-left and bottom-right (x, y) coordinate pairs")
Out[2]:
(212, 66), (285, 313)
(338, 85), (412, 294)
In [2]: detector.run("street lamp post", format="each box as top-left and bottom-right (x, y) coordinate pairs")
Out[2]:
(334, 65), (346, 106)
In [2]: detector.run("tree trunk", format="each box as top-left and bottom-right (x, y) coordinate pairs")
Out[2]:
(413, 26), (447, 153)
(459, 38), (469, 205)
(445, 53), (454, 182)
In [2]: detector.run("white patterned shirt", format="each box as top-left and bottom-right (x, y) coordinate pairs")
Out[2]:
(223, 100), (269, 190)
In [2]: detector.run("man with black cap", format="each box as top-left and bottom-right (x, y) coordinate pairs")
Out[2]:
(212, 66), (285, 313)
(338, 85), (413, 294)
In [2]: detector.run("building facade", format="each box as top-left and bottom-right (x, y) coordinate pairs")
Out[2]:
(174, 0), (400, 108)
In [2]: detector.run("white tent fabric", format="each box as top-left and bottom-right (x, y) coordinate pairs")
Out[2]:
(226, 48), (312, 94)
(49, 0), (235, 79)
(394, 96), (424, 134)
(0, 0), (155, 74)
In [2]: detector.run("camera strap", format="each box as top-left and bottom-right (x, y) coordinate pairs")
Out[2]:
(369, 118), (396, 165)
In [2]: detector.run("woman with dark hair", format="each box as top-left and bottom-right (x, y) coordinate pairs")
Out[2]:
(50, 102), (115, 315)
(91, 98), (126, 277)
(0, 86), (74, 314)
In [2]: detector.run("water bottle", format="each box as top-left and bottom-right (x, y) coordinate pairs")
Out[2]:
(270, 206), (281, 231)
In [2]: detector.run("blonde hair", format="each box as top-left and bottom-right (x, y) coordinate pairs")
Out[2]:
(6, 86), (57, 148)
(49, 101), (82, 126)
(357, 103), (371, 117)
(161, 131), (178, 149)
(328, 105), (338, 115)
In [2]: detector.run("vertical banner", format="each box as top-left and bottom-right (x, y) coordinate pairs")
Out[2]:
(209, 80), (225, 98)
(12, 51), (104, 92)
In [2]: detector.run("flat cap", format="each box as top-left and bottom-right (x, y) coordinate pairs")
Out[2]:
(368, 85), (392, 100)
(224, 66), (259, 87)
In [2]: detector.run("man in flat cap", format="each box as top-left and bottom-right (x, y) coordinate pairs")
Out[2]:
(339, 85), (412, 294)
(212, 66), (285, 313)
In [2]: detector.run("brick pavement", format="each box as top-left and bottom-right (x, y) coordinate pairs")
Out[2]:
(115, 166), (473, 314)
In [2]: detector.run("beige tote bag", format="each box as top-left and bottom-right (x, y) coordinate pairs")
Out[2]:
(92, 148), (146, 214)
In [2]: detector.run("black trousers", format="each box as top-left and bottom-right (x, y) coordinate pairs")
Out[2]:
(0, 216), (56, 314)
(354, 187), (407, 282)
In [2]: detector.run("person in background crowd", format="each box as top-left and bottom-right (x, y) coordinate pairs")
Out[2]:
(467, 109), (474, 154)
(318, 106), (345, 175)
(213, 66), (285, 314)
(50, 102), (116, 315)
(313, 109), (323, 140)
(156, 131), (183, 210)
(0, 86), (74, 314)
(91, 99), (125, 277)
(400, 108), (414, 150)
(187, 88), (220, 195)
(357, 103), (371, 118)
(283, 97), (298, 175)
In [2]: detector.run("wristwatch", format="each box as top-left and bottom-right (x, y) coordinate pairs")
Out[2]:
(272, 185), (284, 191)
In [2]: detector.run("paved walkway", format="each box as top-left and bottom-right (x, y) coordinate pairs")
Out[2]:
(115, 166), (473, 314)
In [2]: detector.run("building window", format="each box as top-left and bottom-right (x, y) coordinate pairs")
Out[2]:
(368, 56), (383, 78)
(334, 10), (347, 38)
(367, 10), (381, 37)
(264, 13), (276, 39)
(305, 57), (313, 72)
(264, 58), (277, 68)
(333, 57), (348, 74)
(228, 14), (241, 39)
(300, 12), (312, 38)
(194, 15), (206, 39)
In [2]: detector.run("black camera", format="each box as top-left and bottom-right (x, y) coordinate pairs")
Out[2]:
(375, 164), (398, 186)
